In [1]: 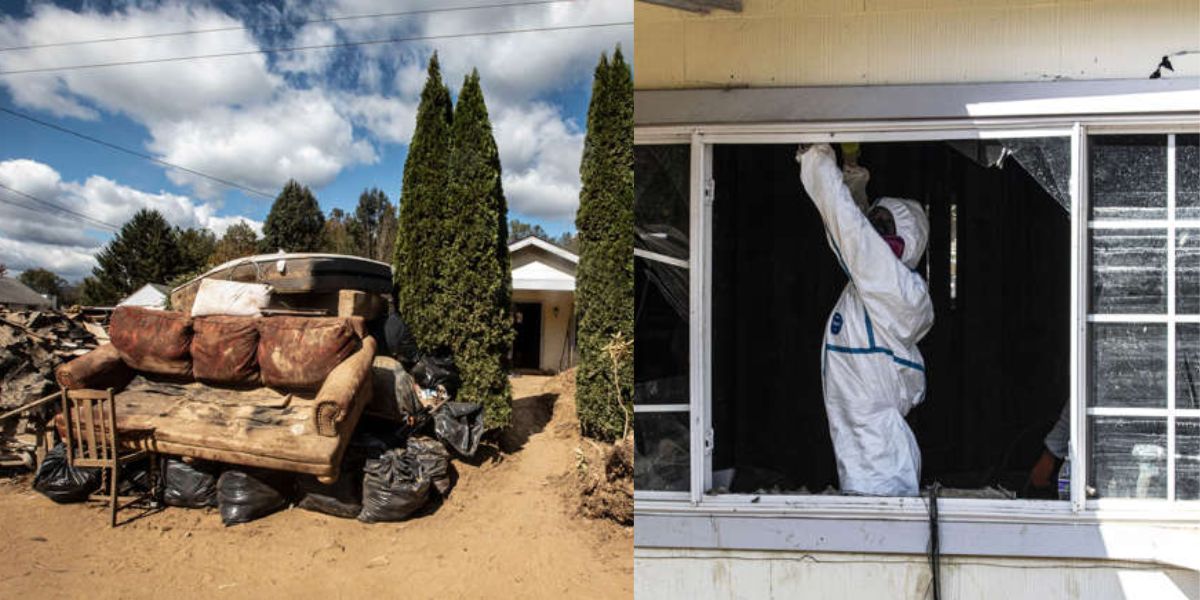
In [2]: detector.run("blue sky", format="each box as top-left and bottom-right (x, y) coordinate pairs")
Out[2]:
(0, 0), (630, 280)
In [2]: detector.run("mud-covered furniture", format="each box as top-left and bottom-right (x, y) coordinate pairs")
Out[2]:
(60, 387), (157, 527)
(55, 307), (376, 483)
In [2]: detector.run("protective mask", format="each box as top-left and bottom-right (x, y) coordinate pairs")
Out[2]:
(882, 234), (905, 260)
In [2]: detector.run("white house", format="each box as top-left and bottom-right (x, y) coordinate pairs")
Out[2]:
(118, 283), (170, 309)
(633, 0), (1200, 598)
(509, 236), (578, 374)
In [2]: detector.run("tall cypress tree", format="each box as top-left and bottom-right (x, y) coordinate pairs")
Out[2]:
(444, 70), (513, 429)
(394, 54), (454, 351)
(574, 48), (634, 441)
(262, 179), (325, 253)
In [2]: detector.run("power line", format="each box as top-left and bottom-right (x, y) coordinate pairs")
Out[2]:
(0, 182), (120, 231)
(0, 20), (632, 76)
(0, 106), (276, 199)
(0, 0), (578, 53)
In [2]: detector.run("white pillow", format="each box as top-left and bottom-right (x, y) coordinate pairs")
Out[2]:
(190, 279), (271, 317)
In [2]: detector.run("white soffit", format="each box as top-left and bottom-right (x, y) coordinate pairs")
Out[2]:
(634, 78), (1200, 126)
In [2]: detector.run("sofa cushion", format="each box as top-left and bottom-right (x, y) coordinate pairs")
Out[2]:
(109, 306), (193, 378)
(192, 316), (259, 386)
(258, 316), (364, 390)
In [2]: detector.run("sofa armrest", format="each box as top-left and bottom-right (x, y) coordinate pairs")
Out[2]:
(55, 343), (135, 391)
(314, 335), (376, 437)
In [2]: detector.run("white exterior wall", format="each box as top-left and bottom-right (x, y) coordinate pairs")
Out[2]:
(636, 548), (1200, 599)
(512, 289), (576, 373)
(635, 0), (1200, 89)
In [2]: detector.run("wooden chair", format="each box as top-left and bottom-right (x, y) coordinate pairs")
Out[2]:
(60, 388), (157, 527)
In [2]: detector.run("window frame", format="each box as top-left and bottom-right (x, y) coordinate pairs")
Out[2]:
(633, 117), (1200, 540)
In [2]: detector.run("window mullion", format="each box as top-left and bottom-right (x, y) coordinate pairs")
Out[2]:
(687, 132), (712, 504)
(1071, 122), (1088, 512)
(1167, 133), (1178, 502)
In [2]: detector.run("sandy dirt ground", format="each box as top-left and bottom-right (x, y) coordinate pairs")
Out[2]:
(0, 374), (631, 599)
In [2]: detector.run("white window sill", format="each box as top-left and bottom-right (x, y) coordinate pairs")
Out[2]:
(634, 496), (1200, 571)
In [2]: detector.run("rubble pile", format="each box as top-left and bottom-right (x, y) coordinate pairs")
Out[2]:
(0, 309), (105, 412)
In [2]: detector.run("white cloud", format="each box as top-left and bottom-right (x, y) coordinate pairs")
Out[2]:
(0, 159), (262, 280)
(146, 90), (377, 198)
(0, 0), (630, 230)
(493, 103), (583, 222)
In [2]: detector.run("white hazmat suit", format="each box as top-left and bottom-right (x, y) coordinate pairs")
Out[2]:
(797, 144), (934, 497)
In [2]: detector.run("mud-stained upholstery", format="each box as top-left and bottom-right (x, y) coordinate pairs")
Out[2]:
(192, 316), (259, 386)
(55, 315), (375, 481)
(108, 306), (193, 378)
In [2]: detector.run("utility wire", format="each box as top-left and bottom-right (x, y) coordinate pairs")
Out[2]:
(0, 0), (578, 53)
(0, 20), (632, 76)
(0, 182), (120, 231)
(0, 106), (275, 199)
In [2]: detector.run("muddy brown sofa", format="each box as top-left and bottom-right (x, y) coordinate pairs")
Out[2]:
(54, 307), (376, 482)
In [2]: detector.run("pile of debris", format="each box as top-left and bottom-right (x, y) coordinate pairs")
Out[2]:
(0, 309), (107, 468)
(1, 309), (106, 408)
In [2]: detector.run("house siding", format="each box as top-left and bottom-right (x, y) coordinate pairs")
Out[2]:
(634, 0), (1200, 89)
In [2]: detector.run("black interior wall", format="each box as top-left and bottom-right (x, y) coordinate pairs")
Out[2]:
(711, 141), (1070, 493)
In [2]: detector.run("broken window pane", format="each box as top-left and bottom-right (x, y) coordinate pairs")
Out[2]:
(635, 256), (689, 405)
(1088, 135), (1167, 220)
(634, 411), (690, 492)
(635, 144), (690, 260)
(1176, 134), (1200, 220)
(1002, 137), (1072, 213)
(1176, 229), (1200, 314)
(1088, 416), (1167, 499)
(1178, 419), (1200, 501)
(1089, 228), (1167, 313)
(1176, 325), (1200, 411)
(1089, 323), (1166, 408)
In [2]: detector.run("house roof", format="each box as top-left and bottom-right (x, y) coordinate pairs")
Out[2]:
(509, 237), (578, 292)
(508, 236), (578, 264)
(0, 276), (52, 307)
(118, 283), (170, 308)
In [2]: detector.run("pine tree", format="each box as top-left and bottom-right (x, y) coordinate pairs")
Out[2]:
(210, 221), (260, 266)
(82, 209), (185, 305)
(574, 48), (634, 441)
(262, 180), (325, 253)
(394, 54), (454, 351)
(175, 227), (217, 273)
(321, 208), (357, 255)
(444, 70), (514, 429)
(352, 188), (397, 262)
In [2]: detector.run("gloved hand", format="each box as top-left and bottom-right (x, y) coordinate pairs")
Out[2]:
(842, 163), (871, 212)
(795, 143), (833, 165)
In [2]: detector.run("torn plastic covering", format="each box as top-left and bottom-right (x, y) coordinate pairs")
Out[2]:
(947, 137), (1072, 212)
(634, 144), (691, 407)
(635, 144), (690, 319)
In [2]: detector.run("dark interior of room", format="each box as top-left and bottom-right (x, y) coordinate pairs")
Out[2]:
(710, 141), (1071, 496)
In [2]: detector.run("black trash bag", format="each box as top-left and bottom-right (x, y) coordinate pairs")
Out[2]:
(163, 458), (220, 508)
(296, 474), (362, 519)
(117, 458), (155, 497)
(383, 311), (421, 369)
(411, 349), (461, 398)
(295, 443), (371, 518)
(392, 362), (422, 418)
(33, 443), (101, 503)
(217, 469), (293, 526)
(434, 402), (485, 457)
(358, 449), (431, 523)
(407, 436), (451, 497)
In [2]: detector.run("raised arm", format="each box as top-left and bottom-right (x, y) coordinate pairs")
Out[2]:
(798, 144), (934, 345)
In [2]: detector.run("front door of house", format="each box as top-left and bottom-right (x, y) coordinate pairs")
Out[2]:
(513, 302), (542, 371)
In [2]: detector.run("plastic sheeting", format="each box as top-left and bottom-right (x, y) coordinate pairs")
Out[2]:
(947, 137), (1072, 213)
